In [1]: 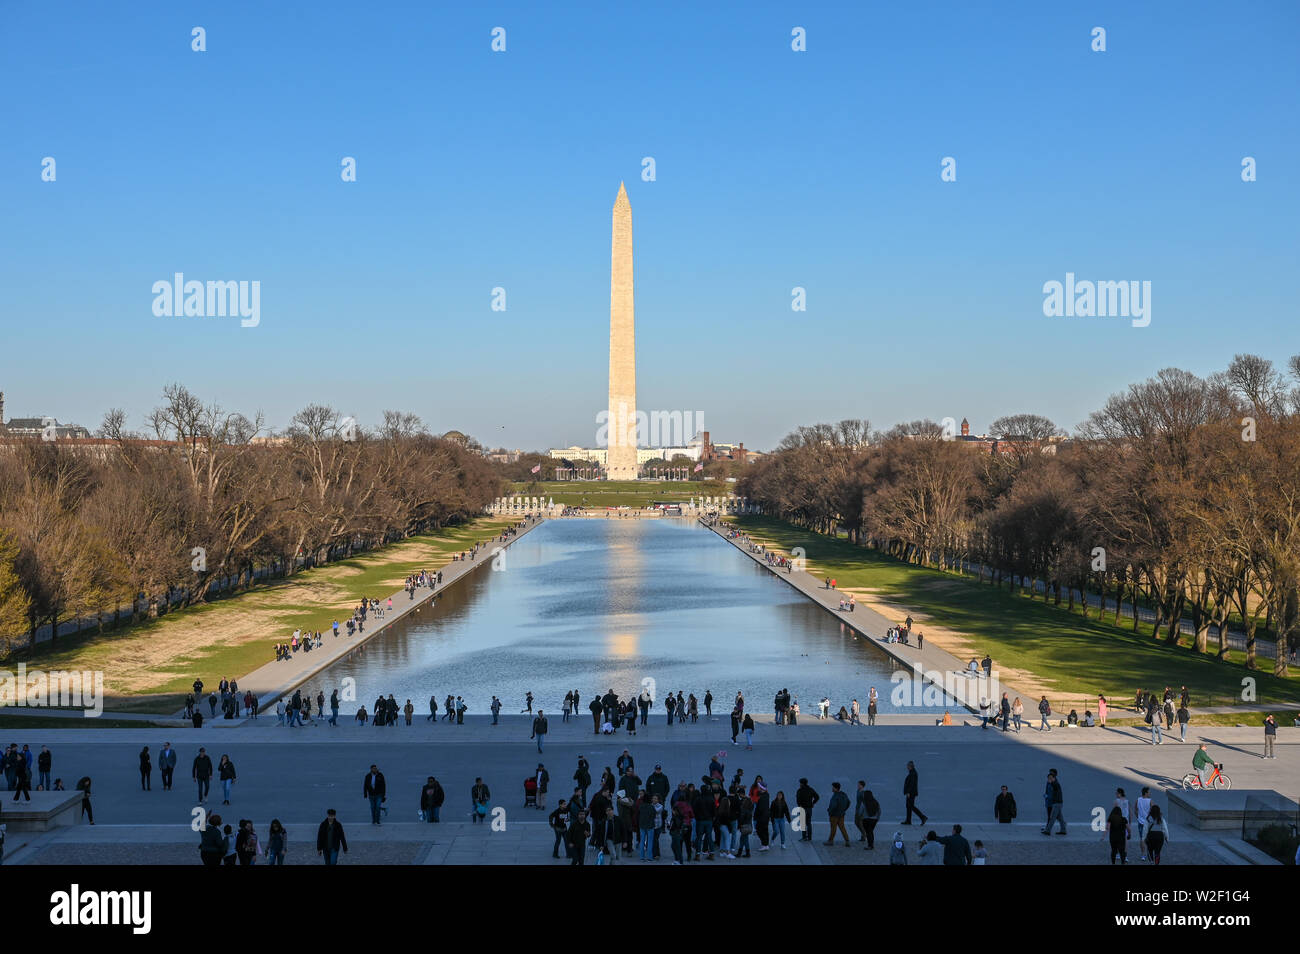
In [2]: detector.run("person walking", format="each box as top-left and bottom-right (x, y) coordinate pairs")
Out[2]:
(1145, 804), (1170, 864)
(795, 778), (820, 842)
(76, 775), (94, 824)
(1264, 714), (1278, 758)
(824, 781), (852, 846)
(158, 743), (176, 791)
(217, 754), (236, 804)
(1037, 695), (1052, 732)
(1042, 768), (1066, 835)
(903, 761), (927, 825)
(139, 746), (152, 791)
(1146, 694), (1163, 744)
(192, 747), (213, 804)
(364, 764), (386, 825)
(1135, 786), (1153, 860)
(531, 711), (548, 753)
(856, 785), (880, 849)
(568, 809), (591, 866)
(1106, 804), (1130, 864)
(316, 809), (348, 864)
(12, 756), (31, 802)
(549, 799), (571, 859)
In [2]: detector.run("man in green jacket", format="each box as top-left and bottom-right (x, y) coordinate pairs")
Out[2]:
(1192, 744), (1215, 787)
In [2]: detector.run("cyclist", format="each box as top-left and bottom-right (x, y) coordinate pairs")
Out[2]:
(1192, 743), (1215, 787)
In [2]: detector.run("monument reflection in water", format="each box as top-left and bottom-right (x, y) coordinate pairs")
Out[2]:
(312, 519), (951, 715)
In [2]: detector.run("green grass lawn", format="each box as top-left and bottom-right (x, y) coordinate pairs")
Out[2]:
(11, 517), (517, 710)
(509, 479), (721, 508)
(728, 516), (1300, 711)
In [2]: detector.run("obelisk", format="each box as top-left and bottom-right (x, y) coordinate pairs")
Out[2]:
(607, 182), (638, 479)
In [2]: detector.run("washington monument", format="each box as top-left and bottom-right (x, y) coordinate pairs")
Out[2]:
(607, 181), (638, 479)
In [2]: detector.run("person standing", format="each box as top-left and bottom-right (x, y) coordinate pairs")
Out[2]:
(994, 785), (1017, 823)
(192, 747), (213, 804)
(823, 781), (852, 846)
(903, 761), (927, 825)
(588, 695), (603, 734)
(535, 763), (549, 810)
(1263, 714), (1277, 759)
(139, 746), (152, 791)
(940, 824), (972, 865)
(795, 778), (819, 842)
(316, 809), (347, 864)
(1042, 769), (1066, 835)
(198, 812), (227, 867)
(363, 764), (386, 825)
(1097, 694), (1108, 728)
(573, 756), (592, 803)
(491, 696), (502, 725)
(471, 777), (491, 823)
(403, 699), (414, 726)
(37, 746), (52, 792)
(741, 712), (755, 749)
(999, 693), (1011, 732)
(420, 776), (444, 823)
(769, 790), (791, 849)
(330, 690), (340, 727)
(704, 690), (713, 718)
(266, 819), (287, 864)
(1011, 696), (1024, 732)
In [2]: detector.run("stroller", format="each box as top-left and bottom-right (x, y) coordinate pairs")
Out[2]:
(523, 776), (538, 808)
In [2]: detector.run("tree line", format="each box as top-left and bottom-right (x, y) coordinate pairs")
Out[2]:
(738, 355), (1300, 674)
(0, 384), (502, 654)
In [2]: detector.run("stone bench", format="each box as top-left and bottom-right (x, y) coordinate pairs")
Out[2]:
(0, 792), (83, 832)
(1166, 789), (1298, 831)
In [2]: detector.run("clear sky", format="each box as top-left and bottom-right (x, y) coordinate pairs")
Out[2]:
(2, 1), (1296, 449)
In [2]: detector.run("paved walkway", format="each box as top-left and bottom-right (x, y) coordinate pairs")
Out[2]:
(706, 522), (1034, 714)
(176, 516), (545, 715)
(1, 718), (1289, 865)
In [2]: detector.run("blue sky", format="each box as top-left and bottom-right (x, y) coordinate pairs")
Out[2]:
(2, 1), (1296, 449)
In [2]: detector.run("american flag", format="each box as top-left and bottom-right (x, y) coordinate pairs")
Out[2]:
(694, 462), (703, 472)
(530, 464), (541, 474)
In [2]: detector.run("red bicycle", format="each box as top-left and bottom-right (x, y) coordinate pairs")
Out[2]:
(1181, 762), (1231, 790)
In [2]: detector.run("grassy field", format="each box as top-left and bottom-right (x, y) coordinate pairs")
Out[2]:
(509, 478), (726, 508)
(12, 517), (518, 711)
(728, 516), (1300, 711)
